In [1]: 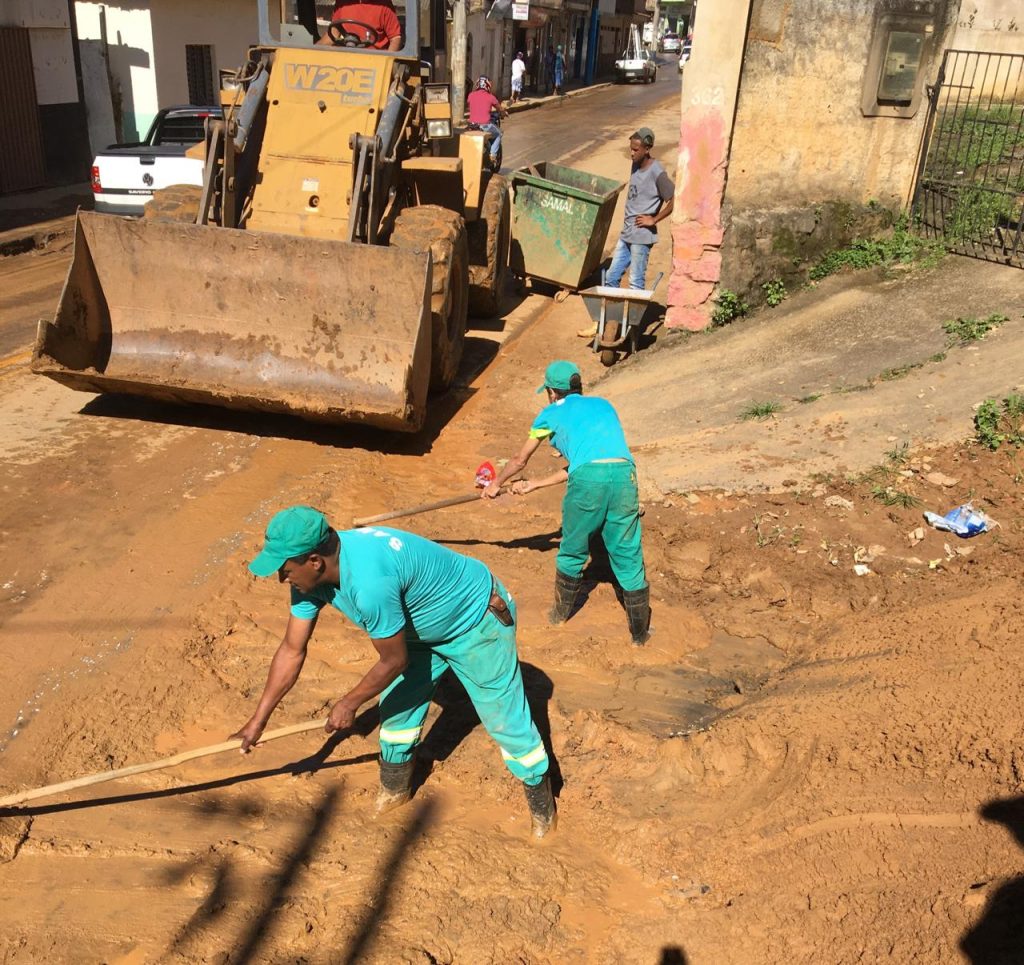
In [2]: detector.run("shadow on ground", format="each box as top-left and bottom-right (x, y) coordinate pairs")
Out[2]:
(960, 794), (1024, 964)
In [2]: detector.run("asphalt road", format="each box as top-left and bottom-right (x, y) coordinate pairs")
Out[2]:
(502, 63), (679, 172)
(0, 67), (679, 361)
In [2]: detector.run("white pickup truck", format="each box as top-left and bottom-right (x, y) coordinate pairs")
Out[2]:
(90, 105), (222, 215)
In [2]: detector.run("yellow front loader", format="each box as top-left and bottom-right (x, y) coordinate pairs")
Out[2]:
(32, 0), (510, 432)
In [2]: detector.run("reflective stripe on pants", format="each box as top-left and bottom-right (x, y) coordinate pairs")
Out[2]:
(377, 581), (549, 784)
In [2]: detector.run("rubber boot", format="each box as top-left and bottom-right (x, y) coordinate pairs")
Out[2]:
(549, 570), (582, 625)
(523, 774), (557, 838)
(623, 585), (651, 646)
(375, 756), (415, 816)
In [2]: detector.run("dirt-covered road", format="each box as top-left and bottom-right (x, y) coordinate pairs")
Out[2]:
(2, 73), (1024, 964)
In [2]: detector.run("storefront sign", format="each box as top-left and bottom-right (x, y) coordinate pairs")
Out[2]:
(512, 2), (530, 20)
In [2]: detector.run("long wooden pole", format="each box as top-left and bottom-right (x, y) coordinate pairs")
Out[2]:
(0, 718), (330, 809)
(353, 490), (503, 527)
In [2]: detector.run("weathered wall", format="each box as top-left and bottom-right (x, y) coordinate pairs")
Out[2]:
(951, 0), (1022, 55)
(728, 0), (957, 211)
(947, 1), (1024, 99)
(669, 0), (964, 327)
(76, 0), (255, 145)
(0, 0), (91, 185)
(666, 0), (750, 329)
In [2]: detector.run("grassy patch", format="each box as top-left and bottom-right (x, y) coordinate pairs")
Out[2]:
(797, 393), (822, 404)
(878, 362), (923, 382)
(808, 217), (944, 281)
(739, 400), (782, 421)
(869, 484), (921, 509)
(975, 395), (1024, 451)
(933, 103), (1024, 187)
(943, 312), (1009, 345)
(859, 442), (920, 508)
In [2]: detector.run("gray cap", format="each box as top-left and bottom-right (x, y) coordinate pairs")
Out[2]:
(631, 127), (655, 147)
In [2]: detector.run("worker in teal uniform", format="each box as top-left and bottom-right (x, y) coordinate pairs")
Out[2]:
(483, 361), (650, 645)
(232, 506), (556, 837)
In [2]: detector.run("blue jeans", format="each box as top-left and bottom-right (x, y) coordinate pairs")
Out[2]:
(479, 122), (502, 161)
(605, 238), (652, 289)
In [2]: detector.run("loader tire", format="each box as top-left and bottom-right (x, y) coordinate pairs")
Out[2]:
(142, 184), (204, 224)
(467, 174), (511, 318)
(389, 205), (469, 393)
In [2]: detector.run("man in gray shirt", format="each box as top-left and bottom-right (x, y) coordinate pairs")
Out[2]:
(605, 127), (675, 290)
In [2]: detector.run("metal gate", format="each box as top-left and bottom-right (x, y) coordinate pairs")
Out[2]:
(0, 27), (46, 194)
(912, 49), (1024, 269)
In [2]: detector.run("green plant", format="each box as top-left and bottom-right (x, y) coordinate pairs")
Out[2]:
(869, 484), (922, 509)
(975, 394), (1024, 450)
(878, 363), (921, 382)
(928, 351), (947, 363)
(943, 312), (1009, 345)
(808, 217), (944, 281)
(797, 393), (822, 404)
(933, 103), (1024, 186)
(711, 288), (750, 327)
(860, 442), (919, 507)
(753, 513), (784, 547)
(884, 441), (911, 465)
(946, 185), (1017, 243)
(762, 279), (787, 307)
(740, 400), (782, 421)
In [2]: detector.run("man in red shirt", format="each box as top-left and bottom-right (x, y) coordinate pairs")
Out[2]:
(318, 0), (402, 51)
(466, 76), (504, 165)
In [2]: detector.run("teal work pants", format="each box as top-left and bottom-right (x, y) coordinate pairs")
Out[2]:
(557, 461), (647, 592)
(377, 582), (548, 785)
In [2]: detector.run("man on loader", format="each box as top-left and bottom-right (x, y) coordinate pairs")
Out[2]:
(231, 506), (557, 837)
(482, 361), (651, 645)
(316, 0), (403, 50)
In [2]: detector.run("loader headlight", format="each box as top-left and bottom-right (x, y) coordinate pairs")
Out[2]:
(427, 119), (452, 138)
(424, 84), (450, 104)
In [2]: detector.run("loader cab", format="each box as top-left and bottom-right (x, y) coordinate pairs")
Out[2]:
(260, 0), (419, 58)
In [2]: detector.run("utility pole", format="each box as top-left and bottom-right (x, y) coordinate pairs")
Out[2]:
(650, 0), (661, 49)
(451, 0), (467, 122)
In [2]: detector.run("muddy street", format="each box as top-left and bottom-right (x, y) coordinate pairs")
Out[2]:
(2, 61), (1024, 965)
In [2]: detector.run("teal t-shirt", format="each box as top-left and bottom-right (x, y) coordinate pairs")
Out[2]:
(529, 394), (633, 473)
(290, 527), (493, 643)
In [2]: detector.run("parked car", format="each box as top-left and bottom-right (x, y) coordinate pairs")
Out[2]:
(615, 48), (658, 84)
(661, 31), (681, 54)
(91, 105), (223, 216)
(678, 40), (692, 72)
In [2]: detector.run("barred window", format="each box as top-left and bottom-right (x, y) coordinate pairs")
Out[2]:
(186, 44), (216, 105)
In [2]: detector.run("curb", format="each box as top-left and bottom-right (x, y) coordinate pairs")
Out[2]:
(0, 215), (76, 258)
(504, 82), (614, 115)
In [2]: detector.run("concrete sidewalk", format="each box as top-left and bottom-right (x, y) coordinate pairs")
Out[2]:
(0, 182), (90, 252)
(502, 79), (613, 116)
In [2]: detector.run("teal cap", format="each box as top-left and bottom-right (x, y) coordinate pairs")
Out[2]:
(249, 505), (330, 577)
(536, 359), (581, 394)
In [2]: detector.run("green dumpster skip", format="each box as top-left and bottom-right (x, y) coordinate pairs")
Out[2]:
(509, 162), (625, 292)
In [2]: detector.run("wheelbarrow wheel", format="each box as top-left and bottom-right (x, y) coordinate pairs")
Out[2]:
(601, 320), (620, 367)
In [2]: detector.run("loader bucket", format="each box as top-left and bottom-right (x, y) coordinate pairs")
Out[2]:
(32, 212), (433, 432)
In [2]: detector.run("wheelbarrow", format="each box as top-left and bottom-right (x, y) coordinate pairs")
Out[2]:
(579, 272), (664, 366)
